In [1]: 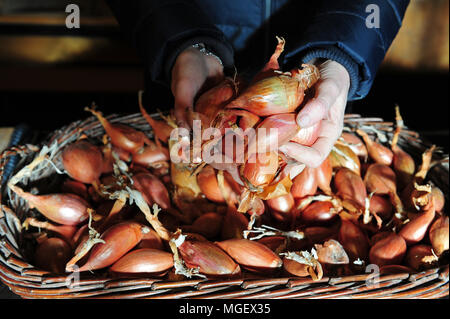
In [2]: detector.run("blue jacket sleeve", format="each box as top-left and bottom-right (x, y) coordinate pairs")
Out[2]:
(106, 0), (234, 86)
(283, 0), (409, 100)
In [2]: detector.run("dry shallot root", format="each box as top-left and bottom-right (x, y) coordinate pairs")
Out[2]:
(8, 38), (448, 282)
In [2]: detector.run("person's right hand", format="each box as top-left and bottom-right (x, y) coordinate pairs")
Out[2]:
(171, 46), (224, 129)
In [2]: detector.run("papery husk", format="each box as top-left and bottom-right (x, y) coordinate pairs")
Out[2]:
(329, 143), (361, 175)
(356, 129), (393, 166)
(314, 239), (350, 265)
(110, 248), (174, 276)
(369, 233), (407, 267)
(429, 215), (449, 256)
(405, 245), (439, 271)
(216, 239), (282, 274)
(178, 240), (241, 278)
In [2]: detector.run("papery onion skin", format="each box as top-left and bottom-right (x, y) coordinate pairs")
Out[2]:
(267, 193), (295, 223)
(405, 245), (438, 271)
(398, 201), (435, 246)
(369, 233), (407, 267)
(132, 172), (171, 210)
(197, 166), (225, 204)
(334, 168), (367, 210)
(429, 215), (449, 256)
(338, 220), (369, 262)
(110, 248), (174, 276)
(315, 157), (333, 195)
(340, 132), (368, 160)
(34, 237), (72, 274)
(364, 164), (397, 195)
(392, 145), (416, 191)
(132, 144), (170, 168)
(62, 140), (103, 184)
(179, 240), (241, 278)
(290, 167), (318, 199)
(18, 191), (90, 226)
(300, 201), (338, 226)
(329, 144), (361, 176)
(242, 151), (279, 187)
(216, 239), (282, 274)
(77, 222), (146, 272)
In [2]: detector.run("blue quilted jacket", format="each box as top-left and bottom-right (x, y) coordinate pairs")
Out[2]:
(107, 0), (409, 101)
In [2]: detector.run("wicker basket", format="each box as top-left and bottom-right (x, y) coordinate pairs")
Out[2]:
(0, 112), (448, 299)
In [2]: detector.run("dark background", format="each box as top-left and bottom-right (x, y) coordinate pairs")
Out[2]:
(0, 0), (448, 299)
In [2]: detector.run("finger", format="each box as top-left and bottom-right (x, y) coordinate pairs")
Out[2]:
(297, 78), (340, 127)
(173, 77), (203, 129)
(279, 120), (341, 168)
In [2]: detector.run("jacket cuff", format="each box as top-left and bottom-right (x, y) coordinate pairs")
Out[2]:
(163, 36), (235, 84)
(301, 47), (359, 100)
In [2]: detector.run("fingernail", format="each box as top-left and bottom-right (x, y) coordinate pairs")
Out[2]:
(298, 115), (311, 128)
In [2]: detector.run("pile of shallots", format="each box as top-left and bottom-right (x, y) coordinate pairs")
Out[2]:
(8, 38), (448, 282)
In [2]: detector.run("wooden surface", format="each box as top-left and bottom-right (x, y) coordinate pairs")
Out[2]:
(0, 127), (13, 153)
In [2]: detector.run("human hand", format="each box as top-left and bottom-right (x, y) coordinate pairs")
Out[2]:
(171, 45), (224, 129)
(279, 60), (350, 168)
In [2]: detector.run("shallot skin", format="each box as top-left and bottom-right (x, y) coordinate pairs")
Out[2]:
(34, 237), (72, 274)
(216, 239), (282, 274)
(110, 248), (174, 276)
(62, 140), (103, 184)
(21, 192), (90, 226)
(77, 222), (146, 272)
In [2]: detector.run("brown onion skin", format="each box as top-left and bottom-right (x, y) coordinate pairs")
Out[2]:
(195, 78), (237, 126)
(315, 157), (333, 195)
(283, 257), (310, 277)
(315, 239), (350, 265)
(179, 240), (241, 278)
(398, 202), (435, 246)
(304, 225), (339, 246)
(242, 151), (279, 187)
(290, 167), (318, 199)
(77, 222), (146, 272)
(379, 265), (414, 275)
(110, 248), (173, 276)
(405, 245), (438, 271)
(132, 144), (169, 168)
(62, 140), (103, 184)
(428, 215), (449, 256)
(340, 132), (368, 160)
(61, 179), (89, 201)
(221, 208), (249, 240)
(132, 172), (171, 210)
(216, 239), (282, 274)
(431, 187), (445, 213)
(107, 124), (147, 154)
(267, 193), (295, 223)
(225, 69), (317, 117)
(338, 220), (370, 262)
(34, 237), (72, 274)
(329, 144), (361, 176)
(369, 195), (393, 221)
(257, 236), (287, 252)
(136, 228), (165, 250)
(334, 168), (367, 210)
(392, 145), (415, 191)
(300, 201), (338, 226)
(364, 164), (397, 195)
(182, 212), (224, 239)
(22, 192), (90, 226)
(369, 233), (407, 267)
(197, 166), (225, 203)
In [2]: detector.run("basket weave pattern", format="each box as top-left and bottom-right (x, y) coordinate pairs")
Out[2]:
(0, 113), (448, 299)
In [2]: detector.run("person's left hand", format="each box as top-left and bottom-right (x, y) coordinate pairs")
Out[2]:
(279, 59), (350, 168)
